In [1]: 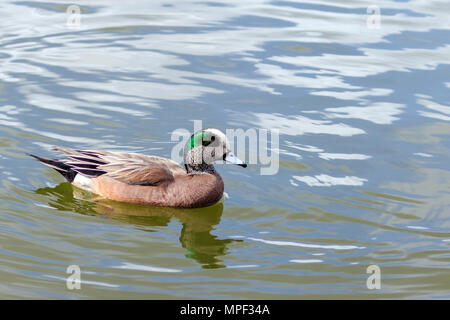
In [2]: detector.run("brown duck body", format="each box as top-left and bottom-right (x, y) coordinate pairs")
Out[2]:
(30, 146), (225, 208)
(91, 172), (224, 208)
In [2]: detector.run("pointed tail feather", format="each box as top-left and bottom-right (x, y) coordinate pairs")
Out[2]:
(29, 153), (77, 182)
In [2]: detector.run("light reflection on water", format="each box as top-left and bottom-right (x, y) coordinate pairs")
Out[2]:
(0, 0), (449, 298)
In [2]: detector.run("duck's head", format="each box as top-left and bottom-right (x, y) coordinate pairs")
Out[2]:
(184, 128), (247, 174)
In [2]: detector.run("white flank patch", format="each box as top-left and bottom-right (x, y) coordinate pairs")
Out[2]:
(73, 174), (93, 192)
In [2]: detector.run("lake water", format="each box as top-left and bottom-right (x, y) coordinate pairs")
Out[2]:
(0, 0), (449, 299)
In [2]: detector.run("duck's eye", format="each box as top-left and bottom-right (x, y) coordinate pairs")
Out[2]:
(202, 135), (215, 147)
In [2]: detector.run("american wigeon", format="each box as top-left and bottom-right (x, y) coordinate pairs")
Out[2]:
(30, 128), (247, 208)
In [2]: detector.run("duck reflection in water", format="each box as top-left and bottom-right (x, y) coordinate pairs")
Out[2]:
(35, 182), (240, 269)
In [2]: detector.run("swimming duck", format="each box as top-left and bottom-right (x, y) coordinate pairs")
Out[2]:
(30, 128), (247, 208)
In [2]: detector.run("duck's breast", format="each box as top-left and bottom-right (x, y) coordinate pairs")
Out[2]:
(167, 173), (224, 208)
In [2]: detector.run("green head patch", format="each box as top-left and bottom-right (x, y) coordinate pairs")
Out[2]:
(187, 131), (215, 150)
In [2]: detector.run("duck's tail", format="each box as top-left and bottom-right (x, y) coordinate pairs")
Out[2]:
(28, 153), (77, 182)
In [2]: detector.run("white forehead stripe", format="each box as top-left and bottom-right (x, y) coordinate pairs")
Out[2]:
(205, 128), (229, 149)
(206, 128), (226, 140)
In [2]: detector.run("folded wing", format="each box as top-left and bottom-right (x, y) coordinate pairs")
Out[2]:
(53, 146), (183, 186)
